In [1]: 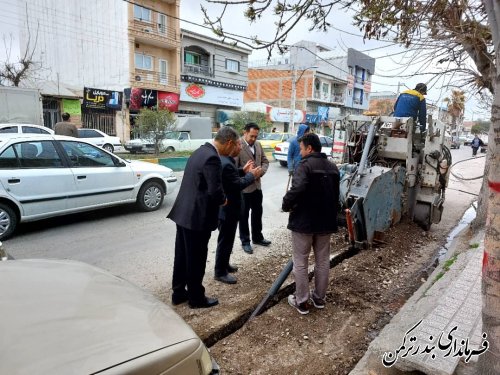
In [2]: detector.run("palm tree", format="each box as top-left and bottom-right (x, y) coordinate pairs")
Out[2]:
(443, 90), (465, 133)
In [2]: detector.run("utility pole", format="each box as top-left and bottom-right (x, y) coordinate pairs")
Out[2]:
(290, 66), (297, 134)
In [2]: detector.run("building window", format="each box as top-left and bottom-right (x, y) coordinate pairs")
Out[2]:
(135, 53), (153, 70)
(226, 59), (239, 72)
(134, 5), (152, 22)
(185, 51), (201, 65)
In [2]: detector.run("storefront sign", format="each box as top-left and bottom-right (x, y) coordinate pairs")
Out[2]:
(180, 82), (243, 107)
(83, 87), (122, 111)
(158, 92), (180, 112)
(129, 88), (157, 110)
(268, 107), (305, 123)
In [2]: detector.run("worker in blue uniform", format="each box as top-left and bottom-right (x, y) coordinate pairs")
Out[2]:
(394, 83), (428, 134)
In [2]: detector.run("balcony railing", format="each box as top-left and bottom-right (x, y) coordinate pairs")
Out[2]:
(131, 70), (178, 89)
(182, 63), (213, 77)
(313, 91), (345, 103)
(129, 19), (179, 47)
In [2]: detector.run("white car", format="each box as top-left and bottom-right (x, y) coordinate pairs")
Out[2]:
(0, 257), (219, 374)
(0, 134), (177, 239)
(0, 123), (54, 135)
(78, 128), (124, 153)
(274, 135), (333, 167)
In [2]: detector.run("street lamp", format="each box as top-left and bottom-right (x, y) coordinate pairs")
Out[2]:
(290, 65), (318, 134)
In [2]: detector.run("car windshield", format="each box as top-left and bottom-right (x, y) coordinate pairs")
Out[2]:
(164, 131), (180, 139)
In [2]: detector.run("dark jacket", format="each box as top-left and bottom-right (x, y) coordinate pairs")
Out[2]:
(282, 152), (339, 234)
(393, 89), (427, 130)
(168, 143), (226, 231)
(471, 137), (484, 148)
(219, 156), (255, 221)
(287, 124), (310, 173)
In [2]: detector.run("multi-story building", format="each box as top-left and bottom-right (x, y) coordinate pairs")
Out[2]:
(246, 41), (375, 132)
(13, 0), (180, 140)
(178, 29), (251, 125)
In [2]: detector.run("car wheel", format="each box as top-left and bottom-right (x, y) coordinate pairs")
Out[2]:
(103, 144), (114, 153)
(279, 161), (288, 167)
(166, 146), (175, 153)
(137, 181), (164, 212)
(0, 203), (17, 240)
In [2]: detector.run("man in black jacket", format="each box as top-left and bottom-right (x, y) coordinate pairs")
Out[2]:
(168, 127), (239, 309)
(282, 133), (340, 315)
(214, 138), (262, 284)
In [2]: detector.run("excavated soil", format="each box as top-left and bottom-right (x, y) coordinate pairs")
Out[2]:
(172, 218), (444, 374)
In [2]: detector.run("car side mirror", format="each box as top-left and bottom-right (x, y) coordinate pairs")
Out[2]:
(112, 156), (126, 167)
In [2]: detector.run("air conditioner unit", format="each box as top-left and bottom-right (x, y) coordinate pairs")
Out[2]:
(143, 27), (153, 33)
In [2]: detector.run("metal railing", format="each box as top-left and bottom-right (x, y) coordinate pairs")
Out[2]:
(313, 91), (345, 103)
(129, 19), (179, 45)
(132, 70), (178, 88)
(182, 63), (213, 77)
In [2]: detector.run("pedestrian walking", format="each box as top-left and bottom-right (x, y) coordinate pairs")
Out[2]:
(282, 133), (340, 315)
(236, 123), (271, 254)
(214, 138), (262, 284)
(54, 112), (78, 137)
(168, 127), (239, 309)
(470, 134), (484, 156)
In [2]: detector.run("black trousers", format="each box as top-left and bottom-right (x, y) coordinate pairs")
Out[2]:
(172, 225), (211, 304)
(215, 216), (238, 276)
(239, 189), (264, 245)
(472, 146), (479, 156)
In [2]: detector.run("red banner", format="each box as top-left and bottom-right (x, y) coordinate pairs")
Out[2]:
(158, 91), (180, 112)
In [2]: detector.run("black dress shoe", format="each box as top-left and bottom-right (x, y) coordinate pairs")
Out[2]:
(242, 244), (253, 254)
(214, 274), (237, 284)
(253, 239), (271, 246)
(171, 293), (189, 306)
(227, 264), (239, 273)
(189, 297), (219, 309)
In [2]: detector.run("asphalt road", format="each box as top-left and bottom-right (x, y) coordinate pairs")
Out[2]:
(5, 159), (290, 297)
(4, 144), (482, 298)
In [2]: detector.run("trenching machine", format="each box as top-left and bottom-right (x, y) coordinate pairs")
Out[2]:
(331, 115), (452, 248)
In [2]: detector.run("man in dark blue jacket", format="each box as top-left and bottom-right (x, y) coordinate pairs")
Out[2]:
(282, 133), (340, 315)
(287, 124), (310, 175)
(394, 83), (428, 133)
(168, 127), (238, 309)
(214, 138), (262, 284)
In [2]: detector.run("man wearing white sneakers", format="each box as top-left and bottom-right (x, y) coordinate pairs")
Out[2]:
(282, 133), (340, 314)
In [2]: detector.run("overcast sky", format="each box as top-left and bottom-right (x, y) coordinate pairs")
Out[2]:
(181, 1), (489, 120)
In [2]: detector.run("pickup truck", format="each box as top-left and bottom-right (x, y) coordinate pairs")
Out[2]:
(125, 131), (211, 153)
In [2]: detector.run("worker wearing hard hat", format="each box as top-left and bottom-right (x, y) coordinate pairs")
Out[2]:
(394, 83), (428, 134)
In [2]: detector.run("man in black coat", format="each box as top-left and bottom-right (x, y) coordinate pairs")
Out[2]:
(282, 133), (340, 315)
(168, 127), (239, 309)
(214, 138), (262, 284)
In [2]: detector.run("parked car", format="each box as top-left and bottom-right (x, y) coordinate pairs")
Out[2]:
(450, 136), (461, 149)
(77, 128), (123, 153)
(0, 123), (54, 135)
(274, 135), (333, 167)
(0, 257), (220, 374)
(464, 135), (475, 146)
(259, 132), (294, 150)
(0, 134), (177, 240)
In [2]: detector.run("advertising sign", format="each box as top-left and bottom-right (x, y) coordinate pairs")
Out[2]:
(180, 82), (243, 107)
(83, 87), (122, 111)
(62, 99), (81, 115)
(158, 91), (180, 112)
(268, 107), (305, 123)
(129, 88), (157, 110)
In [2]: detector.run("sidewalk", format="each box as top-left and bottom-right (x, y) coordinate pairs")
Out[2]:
(350, 228), (486, 375)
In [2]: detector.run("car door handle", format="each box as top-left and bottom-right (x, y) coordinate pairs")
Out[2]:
(77, 175), (87, 180)
(8, 178), (20, 183)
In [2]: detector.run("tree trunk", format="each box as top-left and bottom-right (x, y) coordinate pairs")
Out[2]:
(479, 1), (500, 373)
(471, 161), (490, 230)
